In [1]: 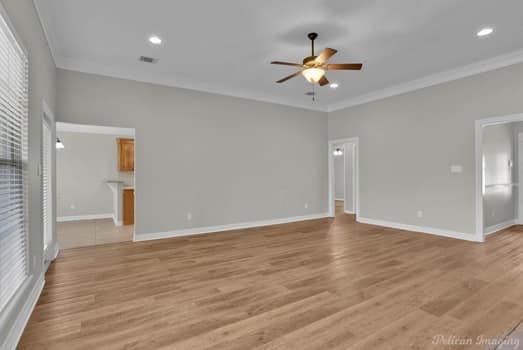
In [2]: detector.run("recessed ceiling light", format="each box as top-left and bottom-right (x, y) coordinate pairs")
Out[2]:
(149, 36), (162, 45)
(477, 27), (493, 37)
(329, 83), (339, 89)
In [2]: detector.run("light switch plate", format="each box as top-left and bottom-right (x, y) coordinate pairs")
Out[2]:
(450, 165), (463, 173)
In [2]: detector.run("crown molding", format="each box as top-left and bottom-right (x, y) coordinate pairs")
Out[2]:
(328, 48), (523, 112)
(57, 58), (329, 113)
(56, 122), (135, 136)
(32, 1), (523, 114)
(57, 48), (523, 115)
(33, 0), (60, 66)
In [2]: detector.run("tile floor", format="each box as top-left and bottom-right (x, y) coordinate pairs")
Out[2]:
(57, 219), (133, 249)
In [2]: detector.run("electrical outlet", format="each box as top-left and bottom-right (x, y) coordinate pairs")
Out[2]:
(304, 202), (309, 209)
(70, 204), (76, 209)
(417, 210), (423, 218)
(187, 212), (192, 221)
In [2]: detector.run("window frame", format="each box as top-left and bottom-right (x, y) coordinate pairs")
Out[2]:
(0, 0), (33, 326)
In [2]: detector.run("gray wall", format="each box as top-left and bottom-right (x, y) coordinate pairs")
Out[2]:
(0, 0), (56, 346)
(56, 69), (328, 236)
(482, 123), (517, 229)
(56, 131), (133, 218)
(334, 147), (344, 200)
(329, 62), (523, 236)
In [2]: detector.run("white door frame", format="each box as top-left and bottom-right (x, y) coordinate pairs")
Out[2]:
(475, 113), (523, 241)
(328, 138), (359, 218)
(42, 100), (59, 264)
(56, 122), (137, 240)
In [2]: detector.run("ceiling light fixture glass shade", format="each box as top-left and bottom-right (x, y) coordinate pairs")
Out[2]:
(56, 138), (64, 149)
(333, 148), (343, 156)
(302, 68), (325, 84)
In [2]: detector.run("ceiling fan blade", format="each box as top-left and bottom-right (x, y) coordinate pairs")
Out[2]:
(315, 48), (337, 64)
(276, 71), (302, 83)
(326, 63), (363, 70)
(271, 61), (303, 67)
(319, 76), (329, 86)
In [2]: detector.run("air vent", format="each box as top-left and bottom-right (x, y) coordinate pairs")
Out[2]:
(304, 92), (316, 96)
(139, 56), (158, 64)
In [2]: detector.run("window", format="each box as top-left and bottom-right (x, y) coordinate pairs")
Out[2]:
(0, 12), (29, 312)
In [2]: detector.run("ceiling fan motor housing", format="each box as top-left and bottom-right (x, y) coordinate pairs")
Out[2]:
(303, 56), (317, 67)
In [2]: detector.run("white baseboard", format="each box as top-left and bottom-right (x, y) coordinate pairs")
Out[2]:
(484, 219), (516, 236)
(335, 198), (344, 201)
(134, 213), (330, 242)
(344, 210), (355, 214)
(57, 213), (113, 222)
(357, 217), (482, 242)
(44, 241), (60, 268)
(2, 275), (45, 350)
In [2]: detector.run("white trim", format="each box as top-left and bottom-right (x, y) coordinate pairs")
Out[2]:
(42, 106), (56, 266)
(42, 100), (55, 122)
(344, 210), (355, 215)
(335, 198), (344, 201)
(1, 275), (45, 350)
(134, 213), (329, 242)
(484, 220), (516, 236)
(32, 0), (59, 66)
(44, 241), (60, 271)
(56, 122), (135, 136)
(57, 213), (113, 222)
(475, 113), (523, 242)
(32, 0), (523, 114)
(328, 138), (359, 218)
(54, 48), (523, 113)
(47, 241), (59, 261)
(57, 59), (328, 112)
(328, 49), (523, 112)
(45, 45), (523, 114)
(357, 217), (482, 242)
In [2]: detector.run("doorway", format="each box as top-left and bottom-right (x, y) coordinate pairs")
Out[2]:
(328, 138), (359, 218)
(475, 114), (523, 241)
(55, 123), (136, 249)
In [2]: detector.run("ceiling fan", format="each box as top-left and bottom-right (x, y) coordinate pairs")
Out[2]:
(271, 32), (362, 86)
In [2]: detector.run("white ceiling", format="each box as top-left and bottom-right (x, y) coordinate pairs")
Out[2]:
(35, 0), (523, 111)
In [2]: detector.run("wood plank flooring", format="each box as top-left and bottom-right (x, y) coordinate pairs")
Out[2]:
(19, 202), (523, 349)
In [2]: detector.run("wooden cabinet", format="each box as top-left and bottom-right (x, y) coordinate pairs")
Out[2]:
(117, 138), (135, 172)
(123, 189), (134, 225)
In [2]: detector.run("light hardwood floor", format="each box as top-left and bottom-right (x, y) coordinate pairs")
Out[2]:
(19, 202), (523, 349)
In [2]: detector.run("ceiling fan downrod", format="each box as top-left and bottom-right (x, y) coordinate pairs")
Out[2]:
(307, 32), (318, 57)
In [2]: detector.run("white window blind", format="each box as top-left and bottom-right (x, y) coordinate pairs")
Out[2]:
(42, 119), (52, 250)
(0, 12), (29, 312)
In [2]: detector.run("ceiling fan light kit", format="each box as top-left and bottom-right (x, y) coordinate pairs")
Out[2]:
(271, 32), (363, 88)
(302, 67), (325, 84)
